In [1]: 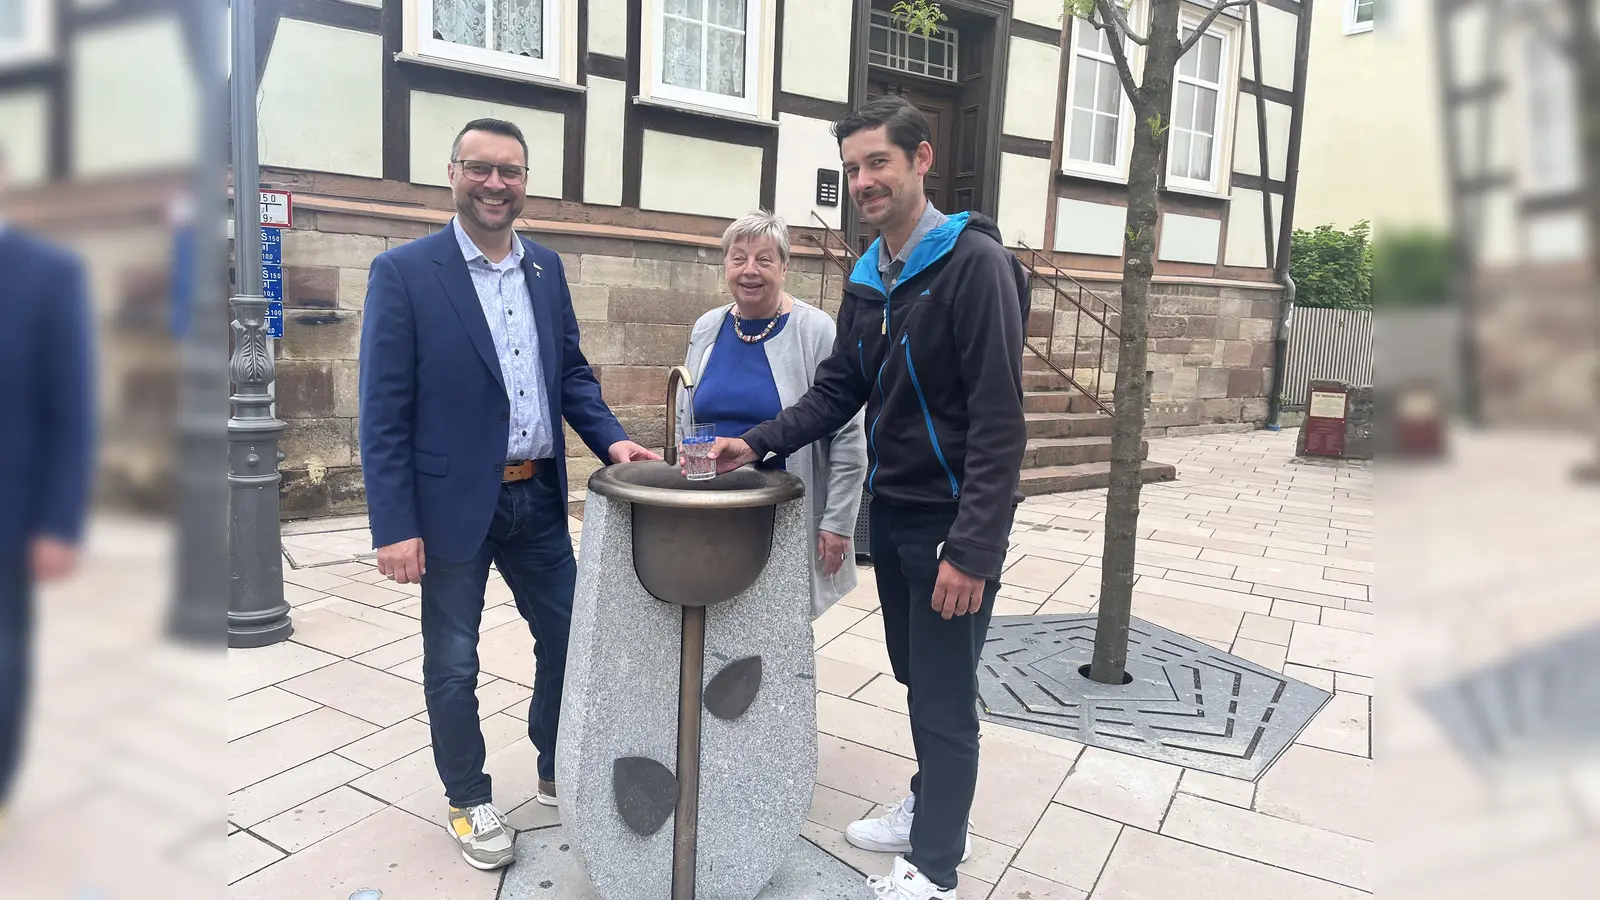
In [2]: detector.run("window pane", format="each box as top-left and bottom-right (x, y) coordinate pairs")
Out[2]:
(1076, 21), (1099, 51)
(706, 27), (746, 95)
(1092, 112), (1118, 165)
(1178, 30), (1198, 78)
(434, 0), (488, 48)
(1190, 134), (1213, 179)
(1356, 0), (1374, 22)
(495, 0), (545, 58)
(0, 2), (20, 40)
(870, 27), (888, 53)
(662, 17), (703, 89)
(1171, 130), (1192, 178)
(1095, 59), (1122, 114)
(1069, 109), (1096, 161)
(709, 0), (745, 29)
(1174, 82), (1197, 130)
(1194, 85), (1218, 135)
(665, 0), (701, 18)
(1199, 33), (1222, 81)
(1073, 60), (1100, 109)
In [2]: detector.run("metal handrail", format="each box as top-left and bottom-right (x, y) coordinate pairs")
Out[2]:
(804, 216), (1118, 417)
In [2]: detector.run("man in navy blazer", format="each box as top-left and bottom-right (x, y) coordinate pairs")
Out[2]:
(0, 148), (96, 833)
(359, 119), (658, 871)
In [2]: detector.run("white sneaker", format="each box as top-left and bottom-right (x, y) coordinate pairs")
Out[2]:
(868, 857), (956, 899)
(447, 802), (515, 870)
(845, 795), (971, 862)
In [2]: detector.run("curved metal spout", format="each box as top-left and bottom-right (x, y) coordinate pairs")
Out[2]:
(664, 365), (694, 467)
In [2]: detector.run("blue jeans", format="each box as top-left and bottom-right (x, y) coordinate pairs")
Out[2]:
(0, 558), (30, 808)
(420, 467), (573, 807)
(870, 499), (1005, 892)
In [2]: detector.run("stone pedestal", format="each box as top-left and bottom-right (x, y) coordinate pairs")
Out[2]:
(554, 489), (817, 900)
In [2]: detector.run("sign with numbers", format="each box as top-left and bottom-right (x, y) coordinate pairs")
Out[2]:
(260, 190), (293, 228)
(265, 300), (283, 338)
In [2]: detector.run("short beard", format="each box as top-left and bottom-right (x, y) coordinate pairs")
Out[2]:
(455, 188), (524, 233)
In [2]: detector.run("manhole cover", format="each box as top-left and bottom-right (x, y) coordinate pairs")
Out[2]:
(978, 614), (1332, 780)
(1421, 623), (1600, 771)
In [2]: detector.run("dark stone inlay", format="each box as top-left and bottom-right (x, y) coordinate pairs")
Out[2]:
(704, 655), (763, 721)
(612, 756), (678, 836)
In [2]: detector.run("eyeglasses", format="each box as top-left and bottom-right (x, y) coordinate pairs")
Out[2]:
(454, 159), (528, 184)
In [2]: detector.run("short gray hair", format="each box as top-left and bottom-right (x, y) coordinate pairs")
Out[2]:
(720, 210), (790, 264)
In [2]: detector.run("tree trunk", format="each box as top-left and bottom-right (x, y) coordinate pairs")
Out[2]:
(1089, 0), (1183, 684)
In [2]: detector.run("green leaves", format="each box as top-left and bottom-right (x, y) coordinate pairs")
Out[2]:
(1065, 0), (1099, 21)
(891, 0), (948, 36)
(1146, 114), (1170, 140)
(1372, 228), (1456, 309)
(1289, 221), (1373, 310)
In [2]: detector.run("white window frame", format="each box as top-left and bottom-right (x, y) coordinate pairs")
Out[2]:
(1344, 0), (1375, 34)
(1060, 1), (1146, 184)
(1165, 8), (1241, 197)
(650, 0), (765, 117)
(414, 0), (564, 81)
(0, 0), (54, 69)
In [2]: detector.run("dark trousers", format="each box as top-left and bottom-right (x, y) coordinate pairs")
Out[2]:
(869, 499), (1004, 891)
(420, 467), (574, 808)
(0, 560), (31, 809)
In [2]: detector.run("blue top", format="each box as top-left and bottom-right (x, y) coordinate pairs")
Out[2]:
(694, 311), (789, 470)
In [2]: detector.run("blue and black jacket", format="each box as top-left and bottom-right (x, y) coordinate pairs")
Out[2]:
(742, 210), (1028, 579)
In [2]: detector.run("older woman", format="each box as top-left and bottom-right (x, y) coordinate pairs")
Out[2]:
(679, 211), (868, 618)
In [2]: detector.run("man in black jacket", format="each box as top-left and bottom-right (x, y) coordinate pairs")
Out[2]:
(705, 96), (1027, 900)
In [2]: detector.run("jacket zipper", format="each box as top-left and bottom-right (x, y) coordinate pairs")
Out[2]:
(902, 333), (960, 499)
(857, 338), (865, 380)
(866, 296), (889, 492)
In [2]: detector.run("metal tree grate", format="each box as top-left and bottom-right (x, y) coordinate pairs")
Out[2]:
(977, 614), (1332, 781)
(1420, 623), (1600, 772)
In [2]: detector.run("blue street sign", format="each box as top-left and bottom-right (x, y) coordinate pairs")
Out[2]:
(260, 232), (281, 265)
(266, 300), (283, 338)
(263, 271), (283, 302)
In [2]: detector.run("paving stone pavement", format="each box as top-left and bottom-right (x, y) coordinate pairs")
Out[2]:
(5, 428), (1383, 899)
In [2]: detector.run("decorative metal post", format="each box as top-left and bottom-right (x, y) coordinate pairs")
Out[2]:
(226, 0), (292, 648)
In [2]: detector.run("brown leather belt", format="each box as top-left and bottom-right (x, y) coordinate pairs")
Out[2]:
(503, 459), (539, 483)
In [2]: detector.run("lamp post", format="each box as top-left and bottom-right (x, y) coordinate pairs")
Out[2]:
(225, 0), (292, 648)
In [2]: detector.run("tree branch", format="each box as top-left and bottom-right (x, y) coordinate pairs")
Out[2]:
(1100, 0), (1150, 46)
(1179, 0), (1253, 57)
(1093, 0), (1145, 99)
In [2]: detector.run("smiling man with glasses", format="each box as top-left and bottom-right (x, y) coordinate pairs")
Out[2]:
(358, 117), (660, 871)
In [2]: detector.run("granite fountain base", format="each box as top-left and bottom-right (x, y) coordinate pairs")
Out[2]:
(548, 486), (819, 900)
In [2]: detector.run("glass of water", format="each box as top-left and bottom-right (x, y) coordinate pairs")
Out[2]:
(681, 424), (717, 481)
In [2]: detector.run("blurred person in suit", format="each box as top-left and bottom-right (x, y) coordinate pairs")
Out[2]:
(359, 118), (658, 871)
(0, 145), (97, 835)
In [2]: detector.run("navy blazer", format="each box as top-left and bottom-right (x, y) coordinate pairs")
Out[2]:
(358, 227), (627, 563)
(0, 228), (96, 563)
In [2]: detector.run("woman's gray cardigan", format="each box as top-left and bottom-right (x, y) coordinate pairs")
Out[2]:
(679, 299), (868, 618)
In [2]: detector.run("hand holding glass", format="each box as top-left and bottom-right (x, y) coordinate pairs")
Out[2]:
(681, 424), (717, 481)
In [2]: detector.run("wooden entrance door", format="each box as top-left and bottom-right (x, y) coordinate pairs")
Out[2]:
(857, 76), (959, 254)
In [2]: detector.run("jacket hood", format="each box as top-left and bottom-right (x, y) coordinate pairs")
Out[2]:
(846, 210), (1009, 298)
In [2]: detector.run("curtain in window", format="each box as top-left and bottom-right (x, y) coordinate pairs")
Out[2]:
(497, 0), (544, 57)
(435, 0), (488, 48)
(663, 0), (746, 98)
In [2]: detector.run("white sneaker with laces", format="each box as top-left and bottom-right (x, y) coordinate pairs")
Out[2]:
(447, 802), (515, 870)
(867, 857), (956, 899)
(845, 795), (971, 862)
